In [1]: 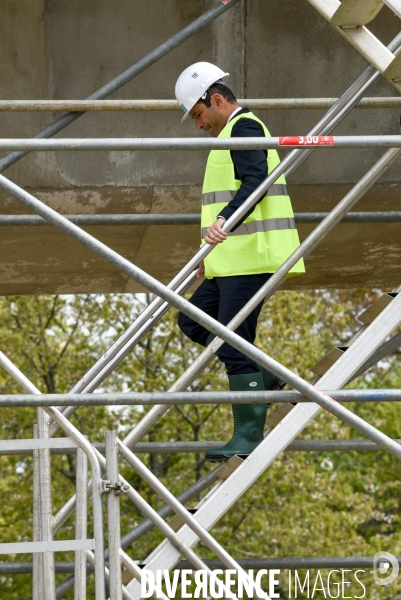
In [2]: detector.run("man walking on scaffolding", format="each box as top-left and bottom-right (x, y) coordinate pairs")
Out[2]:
(175, 62), (305, 461)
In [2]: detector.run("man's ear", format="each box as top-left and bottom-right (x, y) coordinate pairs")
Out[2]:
(210, 93), (224, 109)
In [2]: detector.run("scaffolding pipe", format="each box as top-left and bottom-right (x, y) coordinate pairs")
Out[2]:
(2, 167), (401, 466)
(0, 134), (400, 461)
(0, 389), (400, 407)
(42, 418), (241, 600)
(178, 556), (401, 570)
(117, 438), (401, 454)
(55, 468), (220, 598)
(0, 213), (200, 226)
(118, 550), (160, 600)
(0, 352), (106, 600)
(1, 211), (401, 227)
(351, 331), (401, 380)
(53, 327), (401, 591)
(88, 461), (242, 600)
(0, 135), (401, 150)
(85, 550), (137, 600)
(0, 0), (240, 174)
(33, 35), (401, 434)
(295, 211), (401, 223)
(105, 432), (123, 600)
(118, 467), (219, 549)
(54, 271), (196, 414)
(32, 426), (44, 600)
(74, 444), (88, 600)
(52, 421), (222, 591)
(54, 35), (398, 418)
(7, 35), (401, 441)
(2, 127), (399, 564)
(36, 409), (56, 600)
(1, 97), (401, 111)
(1, 438), (400, 457)
(118, 440), (268, 600)
(118, 146), (401, 454)
(19, 36), (400, 584)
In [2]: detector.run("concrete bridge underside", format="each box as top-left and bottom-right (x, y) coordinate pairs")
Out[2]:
(1, 0), (400, 295)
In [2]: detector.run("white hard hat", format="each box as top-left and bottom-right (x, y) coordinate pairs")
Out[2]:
(175, 62), (229, 123)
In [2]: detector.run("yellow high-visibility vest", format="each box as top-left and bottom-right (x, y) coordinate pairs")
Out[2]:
(201, 111), (305, 279)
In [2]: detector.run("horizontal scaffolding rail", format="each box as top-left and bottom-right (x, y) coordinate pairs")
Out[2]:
(123, 439), (401, 454)
(1, 211), (401, 227)
(1, 438), (399, 457)
(0, 540), (95, 555)
(1, 97), (401, 111)
(1, 135), (401, 151)
(0, 389), (399, 407)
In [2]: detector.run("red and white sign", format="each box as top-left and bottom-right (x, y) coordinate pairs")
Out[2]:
(278, 136), (335, 146)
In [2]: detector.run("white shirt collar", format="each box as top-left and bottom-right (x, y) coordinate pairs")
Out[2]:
(227, 106), (243, 124)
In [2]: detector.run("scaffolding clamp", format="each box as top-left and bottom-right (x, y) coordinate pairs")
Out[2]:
(101, 480), (130, 495)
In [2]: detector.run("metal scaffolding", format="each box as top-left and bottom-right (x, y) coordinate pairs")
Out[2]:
(0, 96), (401, 111)
(1, 1), (401, 598)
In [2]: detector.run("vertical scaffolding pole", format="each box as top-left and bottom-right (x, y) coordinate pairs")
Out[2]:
(0, 350), (106, 600)
(37, 408), (56, 600)
(32, 424), (44, 600)
(105, 432), (123, 600)
(75, 444), (88, 600)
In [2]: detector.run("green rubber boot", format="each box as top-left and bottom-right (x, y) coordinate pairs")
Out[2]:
(205, 372), (267, 462)
(259, 366), (286, 391)
(259, 366), (276, 390)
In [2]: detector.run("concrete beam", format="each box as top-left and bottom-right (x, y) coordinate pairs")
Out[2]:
(0, 0), (400, 293)
(0, 181), (400, 294)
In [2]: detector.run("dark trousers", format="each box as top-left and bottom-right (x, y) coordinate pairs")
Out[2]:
(178, 273), (272, 376)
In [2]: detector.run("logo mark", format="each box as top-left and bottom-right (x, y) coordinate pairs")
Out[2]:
(373, 551), (399, 586)
(249, 382), (257, 387)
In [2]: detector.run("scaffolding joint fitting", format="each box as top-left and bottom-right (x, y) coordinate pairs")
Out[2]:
(101, 480), (130, 495)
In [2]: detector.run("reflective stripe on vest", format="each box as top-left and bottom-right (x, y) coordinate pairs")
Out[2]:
(202, 183), (288, 206)
(201, 216), (296, 239)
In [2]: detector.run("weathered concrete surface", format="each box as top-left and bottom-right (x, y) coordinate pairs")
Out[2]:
(0, 0), (400, 294)
(1, 180), (400, 294)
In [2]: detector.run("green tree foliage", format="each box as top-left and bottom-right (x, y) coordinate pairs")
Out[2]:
(0, 290), (400, 598)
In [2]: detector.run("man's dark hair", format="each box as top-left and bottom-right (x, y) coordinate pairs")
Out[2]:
(199, 82), (237, 107)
